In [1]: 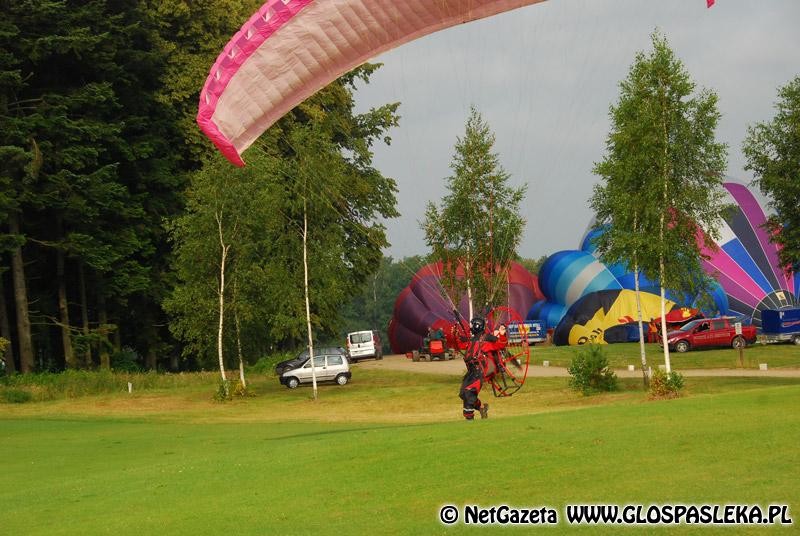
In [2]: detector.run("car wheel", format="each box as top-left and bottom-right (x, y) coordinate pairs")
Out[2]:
(792, 335), (800, 346)
(732, 336), (745, 349)
(675, 340), (690, 353)
(335, 374), (349, 386)
(286, 377), (299, 389)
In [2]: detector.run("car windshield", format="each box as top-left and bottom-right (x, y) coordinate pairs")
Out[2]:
(349, 332), (372, 344)
(679, 320), (703, 332)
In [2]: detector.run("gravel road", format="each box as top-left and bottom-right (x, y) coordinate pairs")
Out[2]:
(356, 354), (800, 377)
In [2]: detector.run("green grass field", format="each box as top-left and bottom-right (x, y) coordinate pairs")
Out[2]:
(2, 367), (799, 535)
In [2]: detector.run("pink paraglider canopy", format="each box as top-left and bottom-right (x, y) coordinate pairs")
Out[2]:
(197, 0), (547, 166)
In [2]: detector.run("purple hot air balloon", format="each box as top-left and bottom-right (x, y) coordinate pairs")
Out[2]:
(698, 182), (799, 327)
(389, 262), (543, 353)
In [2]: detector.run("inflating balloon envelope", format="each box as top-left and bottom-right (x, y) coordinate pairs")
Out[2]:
(528, 182), (797, 343)
(388, 261), (543, 353)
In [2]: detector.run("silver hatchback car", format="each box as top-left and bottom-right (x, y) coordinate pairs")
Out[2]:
(279, 352), (351, 389)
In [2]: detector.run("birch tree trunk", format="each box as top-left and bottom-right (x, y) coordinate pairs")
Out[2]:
(215, 211), (229, 393)
(303, 196), (318, 400)
(465, 248), (474, 319)
(231, 280), (246, 388)
(659, 86), (672, 374)
(659, 203), (672, 373)
(466, 278), (473, 320)
(371, 273), (377, 328)
(633, 263), (649, 387)
(660, 281), (671, 373)
(235, 305), (246, 389)
(632, 214), (649, 388)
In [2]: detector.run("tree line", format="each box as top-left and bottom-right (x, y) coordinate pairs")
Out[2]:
(0, 1), (399, 373)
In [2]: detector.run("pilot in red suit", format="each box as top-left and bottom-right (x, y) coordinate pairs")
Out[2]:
(458, 317), (507, 420)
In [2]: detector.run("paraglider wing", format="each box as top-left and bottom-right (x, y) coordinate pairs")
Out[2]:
(198, 0), (547, 166)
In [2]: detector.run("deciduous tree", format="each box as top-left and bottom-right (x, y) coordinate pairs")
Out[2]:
(423, 107), (526, 319)
(166, 65), (399, 369)
(590, 31), (728, 374)
(743, 75), (800, 272)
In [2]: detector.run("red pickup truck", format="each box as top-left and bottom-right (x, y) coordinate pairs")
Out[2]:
(664, 317), (757, 353)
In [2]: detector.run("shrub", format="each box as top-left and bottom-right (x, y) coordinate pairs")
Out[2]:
(649, 369), (685, 399)
(213, 378), (250, 401)
(1, 388), (33, 404)
(248, 352), (292, 376)
(568, 344), (618, 395)
(112, 347), (141, 372)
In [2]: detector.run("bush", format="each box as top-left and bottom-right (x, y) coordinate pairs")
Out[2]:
(1, 388), (33, 404)
(649, 369), (685, 399)
(568, 344), (618, 395)
(248, 352), (292, 376)
(111, 347), (142, 372)
(213, 378), (250, 401)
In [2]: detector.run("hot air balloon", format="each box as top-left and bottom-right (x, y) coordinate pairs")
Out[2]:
(197, 0), (548, 166)
(389, 261), (542, 353)
(699, 182), (799, 327)
(553, 289), (676, 346)
(527, 249), (626, 330)
(529, 181), (796, 344)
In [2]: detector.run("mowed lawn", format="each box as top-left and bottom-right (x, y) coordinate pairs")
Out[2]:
(1, 370), (799, 535)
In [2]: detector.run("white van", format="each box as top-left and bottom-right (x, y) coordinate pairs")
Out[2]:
(280, 352), (351, 389)
(346, 330), (383, 362)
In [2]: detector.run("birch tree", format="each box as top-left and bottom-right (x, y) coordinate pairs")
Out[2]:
(423, 107), (526, 318)
(591, 31), (728, 374)
(165, 152), (273, 385)
(167, 64), (398, 372)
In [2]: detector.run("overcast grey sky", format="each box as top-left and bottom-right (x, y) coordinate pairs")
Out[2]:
(352, 0), (799, 260)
